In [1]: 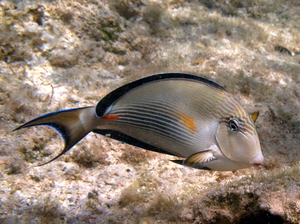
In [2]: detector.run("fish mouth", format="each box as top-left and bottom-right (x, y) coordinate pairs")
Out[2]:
(249, 154), (264, 166)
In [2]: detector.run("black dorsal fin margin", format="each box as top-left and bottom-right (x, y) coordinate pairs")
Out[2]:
(95, 73), (227, 117)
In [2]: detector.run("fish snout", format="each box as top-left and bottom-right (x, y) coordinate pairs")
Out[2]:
(249, 154), (264, 167)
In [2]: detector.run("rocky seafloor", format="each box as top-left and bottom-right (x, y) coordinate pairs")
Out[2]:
(1, 0), (300, 223)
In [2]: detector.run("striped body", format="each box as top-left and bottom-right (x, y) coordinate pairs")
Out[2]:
(99, 79), (230, 157)
(14, 73), (263, 171)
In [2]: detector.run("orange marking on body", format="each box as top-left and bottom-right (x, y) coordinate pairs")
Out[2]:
(179, 112), (197, 132)
(101, 115), (120, 120)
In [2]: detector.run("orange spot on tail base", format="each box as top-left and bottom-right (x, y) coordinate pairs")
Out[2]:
(101, 115), (120, 120)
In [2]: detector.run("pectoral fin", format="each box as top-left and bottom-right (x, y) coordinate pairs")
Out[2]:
(186, 151), (216, 164)
(171, 159), (212, 170)
(250, 111), (259, 123)
(171, 150), (216, 170)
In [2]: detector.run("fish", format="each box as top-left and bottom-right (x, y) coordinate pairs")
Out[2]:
(14, 73), (264, 171)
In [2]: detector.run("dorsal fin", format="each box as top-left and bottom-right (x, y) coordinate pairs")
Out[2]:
(95, 73), (227, 117)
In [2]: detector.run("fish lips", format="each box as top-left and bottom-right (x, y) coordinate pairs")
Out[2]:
(249, 153), (264, 166)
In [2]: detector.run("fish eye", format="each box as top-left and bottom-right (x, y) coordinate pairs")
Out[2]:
(229, 119), (239, 131)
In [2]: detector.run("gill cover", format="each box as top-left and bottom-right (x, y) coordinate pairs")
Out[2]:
(216, 117), (256, 163)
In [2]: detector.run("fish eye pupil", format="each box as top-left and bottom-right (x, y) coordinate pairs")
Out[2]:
(229, 119), (239, 131)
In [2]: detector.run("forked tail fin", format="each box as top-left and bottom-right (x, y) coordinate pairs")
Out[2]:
(13, 106), (96, 165)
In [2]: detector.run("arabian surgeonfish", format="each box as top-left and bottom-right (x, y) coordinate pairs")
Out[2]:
(14, 73), (264, 171)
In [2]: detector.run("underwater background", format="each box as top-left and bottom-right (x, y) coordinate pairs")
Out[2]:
(0, 0), (300, 223)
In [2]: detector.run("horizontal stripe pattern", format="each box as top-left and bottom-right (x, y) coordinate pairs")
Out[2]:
(100, 78), (259, 161)
(107, 101), (198, 147)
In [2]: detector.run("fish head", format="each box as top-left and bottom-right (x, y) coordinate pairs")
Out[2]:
(215, 113), (263, 168)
